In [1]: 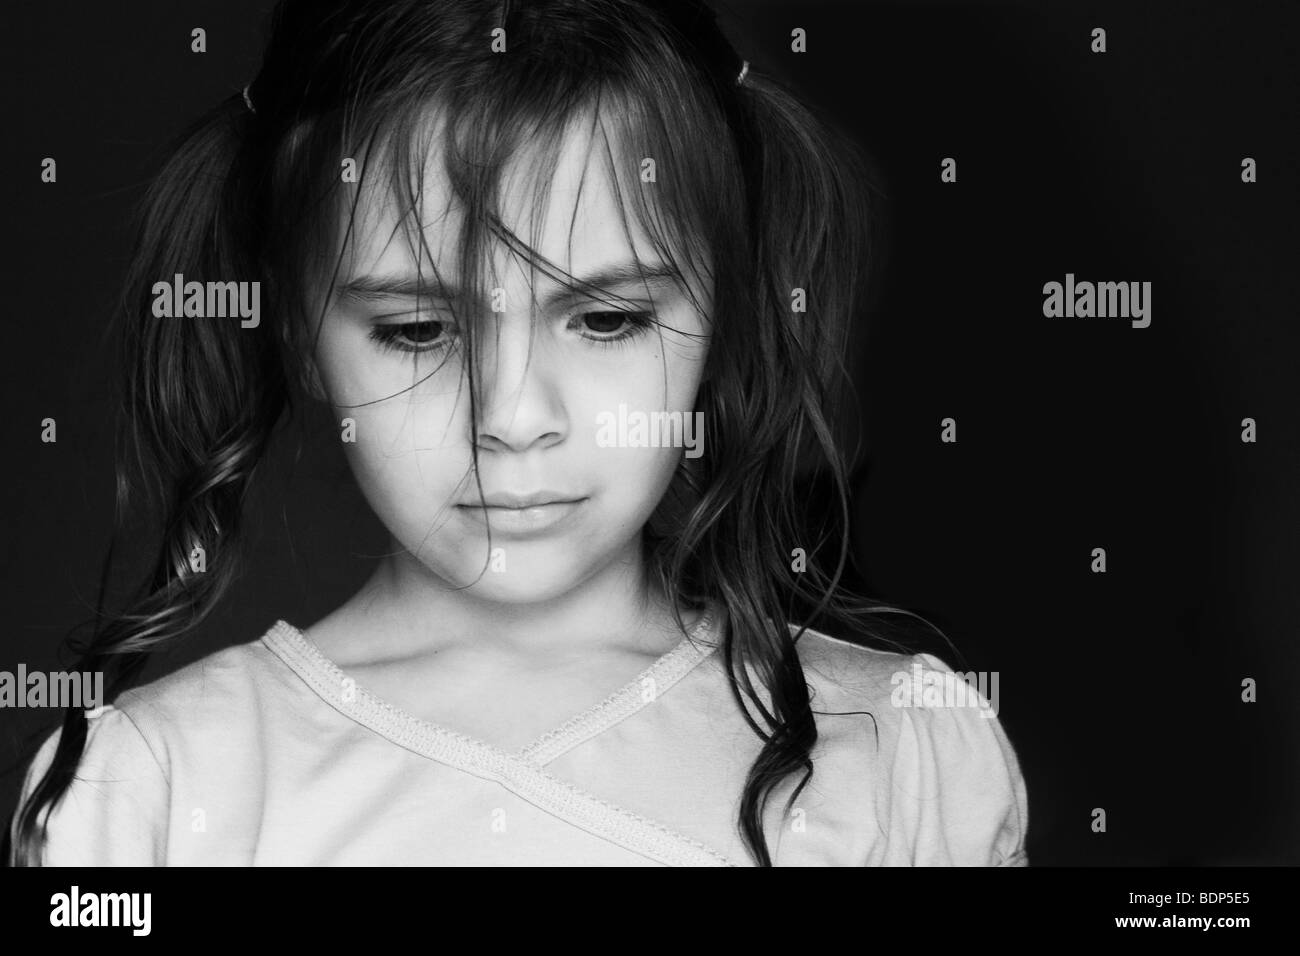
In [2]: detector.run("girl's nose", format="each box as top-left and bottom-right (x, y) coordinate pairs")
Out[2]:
(471, 315), (567, 453)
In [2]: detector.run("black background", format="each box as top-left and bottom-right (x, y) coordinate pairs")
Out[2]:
(2, 0), (1297, 866)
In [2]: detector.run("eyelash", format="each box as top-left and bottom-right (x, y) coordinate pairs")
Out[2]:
(367, 310), (657, 355)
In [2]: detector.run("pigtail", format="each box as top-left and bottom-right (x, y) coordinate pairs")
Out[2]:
(691, 71), (885, 865)
(8, 92), (288, 865)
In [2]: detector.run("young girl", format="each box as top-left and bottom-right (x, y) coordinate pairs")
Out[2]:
(8, 0), (1028, 866)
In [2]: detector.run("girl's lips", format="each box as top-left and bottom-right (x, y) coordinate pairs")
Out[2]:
(462, 490), (582, 509)
(455, 498), (587, 536)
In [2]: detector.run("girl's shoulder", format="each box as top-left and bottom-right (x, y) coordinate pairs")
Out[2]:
(788, 622), (1029, 866)
(26, 622), (297, 778)
(789, 621), (1008, 745)
(111, 623), (295, 734)
(788, 622), (931, 710)
(9, 623), (293, 865)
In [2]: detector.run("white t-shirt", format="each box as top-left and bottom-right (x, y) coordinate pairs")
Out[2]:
(10, 603), (1029, 865)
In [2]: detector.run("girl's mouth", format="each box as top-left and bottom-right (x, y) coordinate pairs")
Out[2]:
(455, 497), (588, 536)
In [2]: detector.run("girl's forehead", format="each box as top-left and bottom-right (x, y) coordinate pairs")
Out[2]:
(339, 106), (660, 289)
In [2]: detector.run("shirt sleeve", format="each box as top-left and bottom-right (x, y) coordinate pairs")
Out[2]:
(8, 704), (171, 866)
(887, 652), (1030, 866)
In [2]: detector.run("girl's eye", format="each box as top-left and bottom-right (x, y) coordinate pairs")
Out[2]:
(368, 319), (455, 354)
(369, 311), (654, 355)
(573, 310), (655, 345)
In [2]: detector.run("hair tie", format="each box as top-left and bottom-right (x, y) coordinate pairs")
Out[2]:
(242, 83), (257, 115)
(735, 59), (749, 86)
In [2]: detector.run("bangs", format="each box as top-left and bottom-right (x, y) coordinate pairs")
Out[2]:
(279, 60), (745, 388)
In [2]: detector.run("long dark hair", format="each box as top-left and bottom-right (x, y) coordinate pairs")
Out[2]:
(10, 0), (930, 867)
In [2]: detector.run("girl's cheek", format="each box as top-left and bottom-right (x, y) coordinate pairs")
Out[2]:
(345, 436), (472, 518)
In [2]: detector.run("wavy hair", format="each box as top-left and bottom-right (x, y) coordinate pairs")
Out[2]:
(9, 0), (934, 867)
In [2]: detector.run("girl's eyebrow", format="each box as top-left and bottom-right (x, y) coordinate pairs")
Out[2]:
(336, 260), (685, 308)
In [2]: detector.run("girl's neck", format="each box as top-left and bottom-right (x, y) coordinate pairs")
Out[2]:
(319, 537), (699, 667)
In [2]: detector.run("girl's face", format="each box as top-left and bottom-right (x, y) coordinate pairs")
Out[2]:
(305, 113), (711, 604)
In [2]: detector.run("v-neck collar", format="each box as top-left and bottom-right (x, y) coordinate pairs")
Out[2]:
(263, 604), (721, 765)
(260, 603), (737, 867)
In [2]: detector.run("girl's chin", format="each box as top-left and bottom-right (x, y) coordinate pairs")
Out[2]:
(446, 572), (594, 605)
(417, 550), (600, 599)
